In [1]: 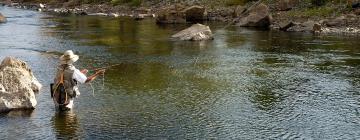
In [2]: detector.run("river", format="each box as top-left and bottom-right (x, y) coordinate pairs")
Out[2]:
(1, 6), (360, 139)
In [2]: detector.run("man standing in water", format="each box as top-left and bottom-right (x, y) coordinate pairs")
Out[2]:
(52, 50), (105, 111)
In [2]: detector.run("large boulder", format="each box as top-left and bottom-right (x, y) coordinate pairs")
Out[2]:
(0, 57), (42, 112)
(279, 21), (295, 31)
(182, 6), (207, 22)
(171, 23), (213, 41)
(355, 8), (360, 15)
(156, 4), (186, 24)
(323, 16), (347, 27)
(156, 5), (207, 24)
(277, 0), (297, 11)
(236, 3), (272, 27)
(0, 12), (7, 23)
(233, 5), (247, 17)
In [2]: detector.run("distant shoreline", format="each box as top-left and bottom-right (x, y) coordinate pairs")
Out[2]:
(2, 0), (360, 35)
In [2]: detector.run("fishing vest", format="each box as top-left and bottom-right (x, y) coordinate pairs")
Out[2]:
(53, 65), (79, 98)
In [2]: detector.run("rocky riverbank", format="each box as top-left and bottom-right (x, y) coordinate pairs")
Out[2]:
(1, 0), (360, 35)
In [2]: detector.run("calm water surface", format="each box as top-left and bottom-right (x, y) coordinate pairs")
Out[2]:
(1, 6), (360, 139)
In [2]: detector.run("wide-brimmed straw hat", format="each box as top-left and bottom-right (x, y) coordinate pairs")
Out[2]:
(59, 50), (79, 64)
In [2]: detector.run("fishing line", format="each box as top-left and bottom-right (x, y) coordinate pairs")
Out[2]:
(89, 83), (95, 97)
(102, 72), (105, 90)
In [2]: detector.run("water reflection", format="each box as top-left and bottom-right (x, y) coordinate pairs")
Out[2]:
(51, 111), (83, 139)
(0, 8), (355, 139)
(0, 110), (34, 117)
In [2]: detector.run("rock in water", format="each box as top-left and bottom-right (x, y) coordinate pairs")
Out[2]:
(171, 24), (213, 41)
(237, 3), (272, 27)
(0, 12), (7, 23)
(0, 57), (42, 112)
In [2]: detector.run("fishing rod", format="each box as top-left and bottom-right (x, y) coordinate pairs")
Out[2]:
(91, 63), (124, 71)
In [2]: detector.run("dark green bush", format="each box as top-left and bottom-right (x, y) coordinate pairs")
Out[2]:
(111, 0), (142, 6)
(311, 0), (329, 6)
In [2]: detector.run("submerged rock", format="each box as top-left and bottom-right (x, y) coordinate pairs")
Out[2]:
(236, 3), (272, 27)
(0, 57), (42, 112)
(0, 12), (7, 23)
(171, 23), (213, 41)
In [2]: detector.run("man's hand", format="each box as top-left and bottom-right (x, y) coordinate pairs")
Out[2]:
(85, 69), (105, 83)
(96, 69), (106, 75)
(81, 69), (89, 74)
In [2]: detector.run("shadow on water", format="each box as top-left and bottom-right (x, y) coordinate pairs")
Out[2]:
(51, 111), (83, 139)
(0, 109), (34, 117)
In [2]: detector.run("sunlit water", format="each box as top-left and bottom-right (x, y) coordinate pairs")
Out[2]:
(1, 6), (360, 139)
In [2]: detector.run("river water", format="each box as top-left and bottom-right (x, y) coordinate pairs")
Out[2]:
(1, 6), (360, 139)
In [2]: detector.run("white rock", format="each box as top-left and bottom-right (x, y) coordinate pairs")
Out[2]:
(39, 3), (45, 8)
(0, 57), (42, 112)
(171, 23), (213, 41)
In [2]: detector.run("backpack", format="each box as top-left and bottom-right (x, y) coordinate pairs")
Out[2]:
(52, 71), (70, 106)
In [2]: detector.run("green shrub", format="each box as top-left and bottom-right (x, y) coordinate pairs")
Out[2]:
(111, 0), (123, 5)
(130, 0), (142, 6)
(311, 0), (329, 6)
(287, 6), (338, 18)
(111, 0), (141, 6)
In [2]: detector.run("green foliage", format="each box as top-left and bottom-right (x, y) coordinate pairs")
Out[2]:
(111, 0), (142, 6)
(111, 0), (122, 5)
(288, 6), (338, 18)
(130, 0), (142, 6)
(310, 0), (329, 6)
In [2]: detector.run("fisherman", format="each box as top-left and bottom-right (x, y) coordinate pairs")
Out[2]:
(52, 50), (105, 111)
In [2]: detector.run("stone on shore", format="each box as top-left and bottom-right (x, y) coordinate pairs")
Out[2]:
(287, 20), (318, 32)
(236, 3), (272, 27)
(156, 4), (186, 24)
(53, 8), (71, 15)
(233, 5), (247, 17)
(182, 6), (207, 22)
(0, 57), (42, 113)
(279, 21), (295, 31)
(156, 4), (207, 24)
(0, 12), (7, 23)
(324, 16), (346, 27)
(171, 23), (213, 41)
(355, 9), (360, 15)
(277, 0), (297, 11)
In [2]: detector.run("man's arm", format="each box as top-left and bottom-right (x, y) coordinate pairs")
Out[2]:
(85, 69), (105, 83)
(73, 69), (105, 84)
